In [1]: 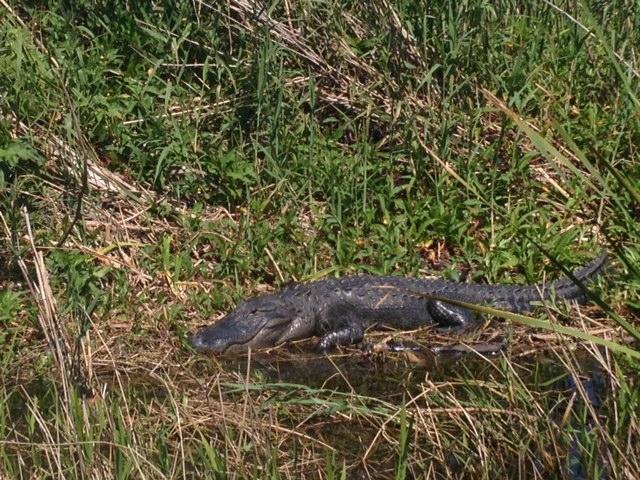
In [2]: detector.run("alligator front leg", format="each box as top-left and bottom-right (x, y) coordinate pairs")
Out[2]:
(316, 303), (365, 352)
(427, 300), (479, 330)
(317, 323), (365, 352)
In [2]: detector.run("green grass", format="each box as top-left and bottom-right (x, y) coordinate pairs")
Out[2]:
(1, 0), (640, 477)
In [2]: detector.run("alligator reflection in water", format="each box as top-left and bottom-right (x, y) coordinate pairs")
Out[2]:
(221, 348), (611, 478)
(565, 363), (609, 480)
(221, 343), (505, 393)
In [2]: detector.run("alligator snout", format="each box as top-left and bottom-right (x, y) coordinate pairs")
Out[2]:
(189, 320), (256, 354)
(189, 329), (226, 352)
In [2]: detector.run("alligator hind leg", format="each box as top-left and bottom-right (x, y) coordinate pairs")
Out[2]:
(427, 300), (479, 330)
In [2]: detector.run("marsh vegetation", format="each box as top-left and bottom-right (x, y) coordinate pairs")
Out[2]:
(1, 0), (639, 478)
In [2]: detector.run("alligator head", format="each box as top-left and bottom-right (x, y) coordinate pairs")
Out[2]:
(189, 294), (312, 353)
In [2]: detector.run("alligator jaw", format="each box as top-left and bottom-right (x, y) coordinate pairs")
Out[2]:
(189, 322), (265, 354)
(189, 295), (300, 353)
(189, 317), (279, 354)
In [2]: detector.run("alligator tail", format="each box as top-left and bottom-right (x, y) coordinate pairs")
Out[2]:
(544, 252), (608, 302)
(491, 252), (608, 312)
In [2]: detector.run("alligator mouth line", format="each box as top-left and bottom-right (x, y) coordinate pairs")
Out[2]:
(223, 329), (266, 354)
(212, 317), (273, 354)
(219, 314), (296, 353)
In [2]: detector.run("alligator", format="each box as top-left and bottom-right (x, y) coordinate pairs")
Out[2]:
(189, 253), (607, 354)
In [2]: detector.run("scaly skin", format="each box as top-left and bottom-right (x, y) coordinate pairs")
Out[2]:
(190, 253), (607, 353)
